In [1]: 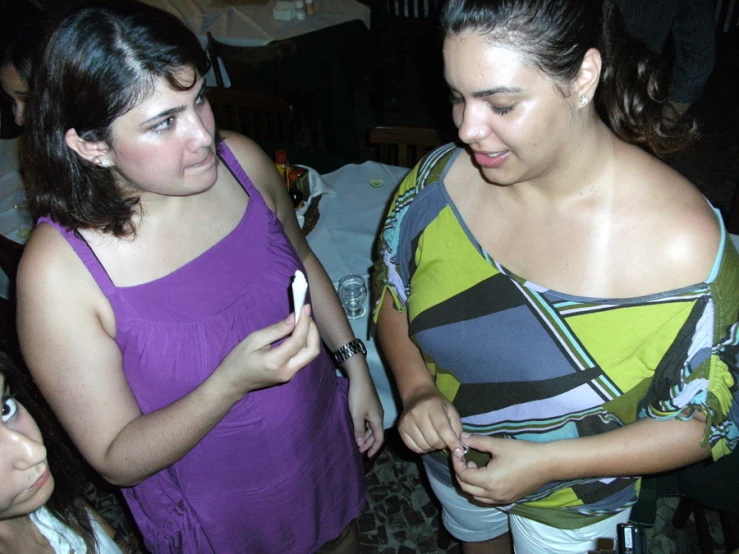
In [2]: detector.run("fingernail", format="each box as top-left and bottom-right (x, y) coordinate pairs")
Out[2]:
(461, 432), (471, 439)
(453, 448), (464, 457)
(356, 437), (364, 445)
(286, 314), (294, 324)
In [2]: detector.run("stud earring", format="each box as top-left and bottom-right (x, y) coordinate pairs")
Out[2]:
(98, 158), (110, 167)
(579, 95), (590, 107)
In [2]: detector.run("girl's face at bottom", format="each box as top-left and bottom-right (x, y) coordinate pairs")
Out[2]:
(0, 376), (54, 520)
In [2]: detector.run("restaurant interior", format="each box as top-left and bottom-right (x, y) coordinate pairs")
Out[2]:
(1, 0), (739, 552)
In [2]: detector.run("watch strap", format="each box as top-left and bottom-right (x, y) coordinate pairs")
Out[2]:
(332, 338), (367, 366)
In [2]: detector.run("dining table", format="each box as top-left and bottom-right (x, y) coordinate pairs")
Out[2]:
(305, 160), (409, 430)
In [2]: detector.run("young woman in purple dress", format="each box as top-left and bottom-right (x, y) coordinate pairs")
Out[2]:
(16, 2), (383, 552)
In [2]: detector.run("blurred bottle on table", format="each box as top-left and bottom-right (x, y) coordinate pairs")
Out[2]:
(275, 149), (290, 182)
(287, 169), (304, 208)
(295, 0), (307, 20)
(305, 0), (316, 16)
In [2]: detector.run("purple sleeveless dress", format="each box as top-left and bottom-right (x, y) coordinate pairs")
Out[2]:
(39, 143), (366, 553)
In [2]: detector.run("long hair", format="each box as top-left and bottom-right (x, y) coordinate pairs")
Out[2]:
(23, 1), (210, 236)
(440, 0), (698, 156)
(0, 352), (98, 552)
(1, 22), (46, 86)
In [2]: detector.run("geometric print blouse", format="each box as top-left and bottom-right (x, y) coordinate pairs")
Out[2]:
(372, 144), (739, 529)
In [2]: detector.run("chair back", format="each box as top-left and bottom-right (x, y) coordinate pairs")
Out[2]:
(369, 125), (445, 167)
(206, 33), (298, 96)
(207, 87), (297, 143)
(716, 0), (739, 35)
(385, 0), (441, 19)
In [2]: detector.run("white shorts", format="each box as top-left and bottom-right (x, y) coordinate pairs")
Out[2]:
(424, 460), (632, 554)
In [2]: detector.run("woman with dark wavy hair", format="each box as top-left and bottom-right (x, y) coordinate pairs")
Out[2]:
(0, 352), (123, 552)
(373, 0), (739, 552)
(17, 1), (383, 553)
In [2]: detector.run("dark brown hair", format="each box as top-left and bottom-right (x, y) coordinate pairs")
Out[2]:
(23, 1), (210, 236)
(440, 0), (698, 156)
(0, 352), (98, 552)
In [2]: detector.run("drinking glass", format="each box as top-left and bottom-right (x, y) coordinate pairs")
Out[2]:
(338, 274), (367, 319)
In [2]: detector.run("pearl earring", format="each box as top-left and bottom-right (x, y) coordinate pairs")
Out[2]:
(579, 95), (590, 107)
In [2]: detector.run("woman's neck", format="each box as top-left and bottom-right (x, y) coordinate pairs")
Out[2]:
(506, 117), (621, 208)
(0, 514), (53, 554)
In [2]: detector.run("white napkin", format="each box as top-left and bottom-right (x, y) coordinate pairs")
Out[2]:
(296, 166), (334, 228)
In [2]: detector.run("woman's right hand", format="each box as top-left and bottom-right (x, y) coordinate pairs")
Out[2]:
(217, 304), (321, 397)
(399, 385), (466, 457)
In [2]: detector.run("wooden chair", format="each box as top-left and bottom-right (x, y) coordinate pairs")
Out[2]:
(715, 0), (739, 36)
(207, 87), (297, 143)
(372, 0), (445, 121)
(368, 125), (445, 167)
(385, 0), (442, 19)
(206, 32), (297, 96)
(206, 33), (324, 152)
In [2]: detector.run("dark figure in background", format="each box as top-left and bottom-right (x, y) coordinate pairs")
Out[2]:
(616, 0), (716, 121)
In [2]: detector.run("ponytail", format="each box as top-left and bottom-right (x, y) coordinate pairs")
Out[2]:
(595, 0), (698, 156)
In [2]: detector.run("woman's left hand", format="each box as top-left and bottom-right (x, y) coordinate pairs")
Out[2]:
(347, 369), (385, 457)
(451, 433), (552, 505)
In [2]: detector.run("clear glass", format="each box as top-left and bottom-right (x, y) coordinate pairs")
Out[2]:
(338, 274), (367, 319)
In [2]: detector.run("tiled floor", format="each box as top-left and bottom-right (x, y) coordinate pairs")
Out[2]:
(90, 439), (730, 554)
(358, 438), (731, 554)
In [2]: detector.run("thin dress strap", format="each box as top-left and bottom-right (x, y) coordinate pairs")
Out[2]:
(217, 142), (259, 197)
(36, 216), (116, 293)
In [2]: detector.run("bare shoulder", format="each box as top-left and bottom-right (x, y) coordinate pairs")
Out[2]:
(17, 222), (113, 341)
(220, 131), (283, 210)
(19, 223), (96, 297)
(619, 146), (720, 283)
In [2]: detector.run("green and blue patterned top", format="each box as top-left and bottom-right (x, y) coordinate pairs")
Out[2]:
(372, 144), (739, 529)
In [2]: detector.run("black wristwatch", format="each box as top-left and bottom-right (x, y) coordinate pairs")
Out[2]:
(332, 338), (367, 366)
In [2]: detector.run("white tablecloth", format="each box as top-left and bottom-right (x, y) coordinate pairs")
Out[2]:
(142, 0), (370, 47)
(0, 138), (32, 299)
(308, 161), (409, 429)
